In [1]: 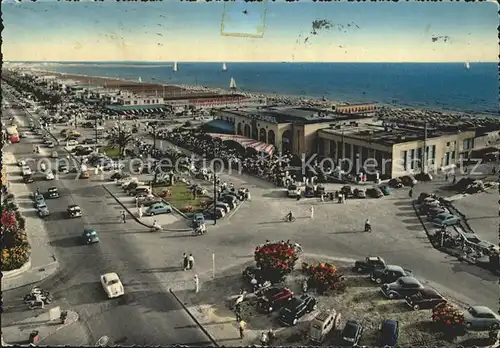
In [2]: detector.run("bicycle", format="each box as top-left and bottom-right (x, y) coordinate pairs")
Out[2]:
(284, 215), (296, 223)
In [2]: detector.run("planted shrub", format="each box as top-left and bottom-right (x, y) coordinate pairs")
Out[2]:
(254, 242), (298, 283)
(302, 262), (346, 294)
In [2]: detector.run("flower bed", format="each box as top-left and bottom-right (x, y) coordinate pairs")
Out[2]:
(1, 191), (31, 271)
(152, 182), (211, 216)
(254, 241), (298, 282)
(301, 261), (346, 294)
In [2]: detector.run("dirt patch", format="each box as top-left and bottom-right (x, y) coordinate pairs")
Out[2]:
(176, 257), (489, 347)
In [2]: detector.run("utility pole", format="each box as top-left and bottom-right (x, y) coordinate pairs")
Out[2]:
(94, 116), (99, 151)
(422, 122), (428, 174)
(340, 129), (345, 172)
(152, 125), (159, 185)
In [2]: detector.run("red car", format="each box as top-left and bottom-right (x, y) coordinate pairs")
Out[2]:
(257, 287), (293, 313)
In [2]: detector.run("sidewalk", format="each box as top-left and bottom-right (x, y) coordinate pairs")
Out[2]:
(2, 309), (79, 345)
(2, 152), (59, 291)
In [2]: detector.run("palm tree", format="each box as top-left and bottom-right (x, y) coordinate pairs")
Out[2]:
(107, 130), (134, 158)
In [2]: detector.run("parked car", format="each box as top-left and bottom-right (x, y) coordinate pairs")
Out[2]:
(138, 196), (162, 207)
(315, 184), (326, 197)
(405, 288), (447, 310)
(400, 175), (417, 186)
(304, 184), (315, 198)
(463, 306), (500, 331)
(353, 256), (386, 273)
(221, 194), (238, 209)
(388, 178), (404, 188)
(340, 320), (363, 347)
(340, 186), (354, 198)
(204, 206), (224, 220)
(366, 187), (384, 198)
(67, 140), (79, 146)
(258, 287), (294, 313)
(427, 207), (450, 220)
(353, 188), (366, 199)
(287, 184), (301, 198)
(58, 164), (69, 173)
(417, 192), (435, 203)
(308, 309), (341, 343)
(145, 203), (172, 216)
(47, 187), (59, 198)
(32, 193), (45, 208)
(82, 228), (100, 245)
(370, 265), (413, 284)
(47, 142), (55, 148)
(381, 276), (425, 299)
(45, 172), (55, 180)
(378, 319), (399, 347)
(67, 204), (82, 218)
(279, 294), (317, 326)
(37, 203), (50, 218)
(51, 151), (58, 158)
(100, 272), (124, 299)
(379, 186), (392, 196)
(432, 213), (460, 227)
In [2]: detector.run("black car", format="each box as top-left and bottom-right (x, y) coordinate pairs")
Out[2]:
(381, 276), (425, 299)
(378, 319), (399, 347)
(353, 188), (366, 199)
(388, 178), (404, 188)
(341, 320), (363, 346)
(279, 294), (316, 326)
(427, 207), (449, 220)
(47, 187), (60, 199)
(353, 256), (386, 273)
(258, 287), (294, 313)
(405, 288), (447, 310)
(340, 186), (354, 198)
(304, 185), (315, 198)
(371, 265), (413, 284)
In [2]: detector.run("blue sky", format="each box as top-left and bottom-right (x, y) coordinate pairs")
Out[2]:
(3, 0), (497, 62)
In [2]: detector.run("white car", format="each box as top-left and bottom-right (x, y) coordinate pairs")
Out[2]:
(100, 272), (125, 298)
(287, 184), (301, 198)
(51, 151), (58, 158)
(17, 160), (26, 166)
(67, 140), (79, 146)
(46, 172), (55, 180)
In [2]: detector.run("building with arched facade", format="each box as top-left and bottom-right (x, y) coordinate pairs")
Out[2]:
(214, 106), (371, 156)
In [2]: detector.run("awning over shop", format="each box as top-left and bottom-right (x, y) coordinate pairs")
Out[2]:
(207, 133), (275, 156)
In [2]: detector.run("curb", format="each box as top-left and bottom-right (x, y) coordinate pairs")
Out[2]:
(37, 310), (80, 344)
(169, 288), (219, 347)
(101, 185), (152, 228)
(2, 258), (32, 280)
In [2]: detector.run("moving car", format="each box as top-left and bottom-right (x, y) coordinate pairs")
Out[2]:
(381, 276), (425, 299)
(51, 151), (58, 158)
(353, 188), (366, 199)
(405, 288), (447, 310)
(463, 306), (500, 331)
(67, 204), (82, 218)
(58, 164), (69, 173)
(279, 294), (317, 326)
(371, 265), (413, 284)
(431, 213), (460, 227)
(378, 319), (399, 347)
(144, 202), (172, 216)
(353, 256), (386, 273)
(45, 172), (55, 180)
(287, 184), (301, 198)
(82, 228), (100, 245)
(33, 193), (45, 208)
(258, 287), (294, 313)
(340, 320), (363, 347)
(100, 272), (124, 298)
(37, 203), (50, 218)
(47, 187), (60, 198)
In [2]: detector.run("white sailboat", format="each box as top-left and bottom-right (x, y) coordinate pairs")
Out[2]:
(173, 62), (178, 72)
(222, 63), (227, 72)
(229, 77), (236, 89)
(464, 61), (470, 70)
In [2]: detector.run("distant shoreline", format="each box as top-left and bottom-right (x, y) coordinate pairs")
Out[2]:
(21, 66), (498, 119)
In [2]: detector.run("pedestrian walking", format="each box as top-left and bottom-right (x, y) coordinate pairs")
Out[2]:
(320, 194), (324, 202)
(193, 274), (199, 293)
(408, 188), (413, 198)
(188, 253), (195, 270)
(121, 211), (126, 223)
(310, 206), (314, 219)
(234, 303), (242, 321)
(445, 173), (448, 181)
(138, 206), (143, 219)
(183, 253), (188, 270)
(239, 320), (246, 339)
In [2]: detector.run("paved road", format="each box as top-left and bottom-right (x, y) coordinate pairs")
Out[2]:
(2, 97), (215, 346)
(133, 133), (498, 310)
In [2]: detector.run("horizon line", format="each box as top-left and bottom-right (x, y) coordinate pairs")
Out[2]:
(4, 60), (496, 64)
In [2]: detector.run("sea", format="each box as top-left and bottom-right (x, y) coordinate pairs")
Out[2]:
(33, 62), (498, 115)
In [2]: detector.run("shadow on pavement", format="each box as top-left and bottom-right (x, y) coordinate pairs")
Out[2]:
(49, 236), (80, 248)
(261, 190), (287, 199)
(138, 266), (182, 273)
(53, 281), (108, 306)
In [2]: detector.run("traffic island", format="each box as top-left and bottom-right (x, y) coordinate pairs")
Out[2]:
(172, 250), (487, 347)
(2, 308), (79, 345)
(153, 182), (211, 218)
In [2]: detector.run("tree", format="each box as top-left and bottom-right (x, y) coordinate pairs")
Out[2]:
(301, 262), (346, 294)
(108, 130), (134, 157)
(254, 242), (298, 282)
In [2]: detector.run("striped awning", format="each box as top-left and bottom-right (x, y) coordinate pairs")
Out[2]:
(207, 133), (275, 156)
